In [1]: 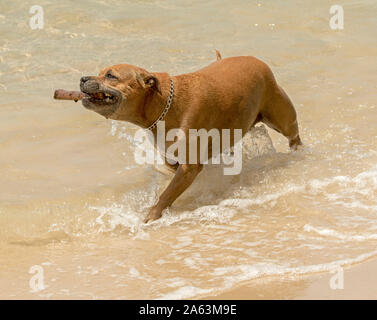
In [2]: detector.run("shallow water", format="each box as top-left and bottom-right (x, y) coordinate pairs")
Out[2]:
(0, 0), (376, 299)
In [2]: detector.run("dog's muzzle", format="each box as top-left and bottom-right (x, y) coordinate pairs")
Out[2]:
(80, 77), (121, 108)
(80, 76), (100, 93)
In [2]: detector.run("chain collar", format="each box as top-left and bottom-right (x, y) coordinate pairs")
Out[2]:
(146, 78), (174, 131)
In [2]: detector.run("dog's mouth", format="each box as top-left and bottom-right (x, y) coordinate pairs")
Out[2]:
(81, 84), (123, 118)
(82, 88), (121, 106)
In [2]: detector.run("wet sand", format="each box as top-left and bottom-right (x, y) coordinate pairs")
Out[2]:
(204, 258), (377, 300)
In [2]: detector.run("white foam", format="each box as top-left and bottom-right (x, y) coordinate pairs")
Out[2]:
(308, 165), (377, 198)
(166, 278), (187, 288)
(129, 267), (140, 277)
(93, 203), (143, 234)
(219, 184), (304, 209)
(89, 164), (377, 237)
(157, 286), (213, 300)
(304, 224), (377, 241)
(211, 249), (377, 292)
(102, 121), (377, 235)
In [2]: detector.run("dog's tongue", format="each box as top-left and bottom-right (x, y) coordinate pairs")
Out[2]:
(94, 92), (105, 99)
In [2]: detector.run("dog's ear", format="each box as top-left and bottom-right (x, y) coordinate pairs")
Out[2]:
(144, 75), (162, 95)
(137, 73), (162, 95)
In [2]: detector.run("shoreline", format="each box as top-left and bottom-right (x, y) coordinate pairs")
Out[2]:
(202, 258), (377, 300)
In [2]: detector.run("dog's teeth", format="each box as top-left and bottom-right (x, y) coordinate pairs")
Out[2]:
(94, 92), (105, 99)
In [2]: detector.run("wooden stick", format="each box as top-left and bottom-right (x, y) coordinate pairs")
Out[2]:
(54, 89), (87, 102)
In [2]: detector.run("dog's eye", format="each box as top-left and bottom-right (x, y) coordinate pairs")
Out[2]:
(106, 73), (117, 80)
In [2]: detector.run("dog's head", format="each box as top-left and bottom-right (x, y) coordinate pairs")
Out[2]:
(80, 64), (161, 120)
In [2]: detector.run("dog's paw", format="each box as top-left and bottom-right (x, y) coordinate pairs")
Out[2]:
(144, 208), (162, 224)
(290, 142), (304, 152)
(289, 136), (303, 151)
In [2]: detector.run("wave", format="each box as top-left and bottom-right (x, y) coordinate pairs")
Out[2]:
(157, 249), (377, 299)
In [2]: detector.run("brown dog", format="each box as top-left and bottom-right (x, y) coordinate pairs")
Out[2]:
(80, 52), (302, 223)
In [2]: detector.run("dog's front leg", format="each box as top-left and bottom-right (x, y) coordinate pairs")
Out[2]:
(144, 164), (203, 223)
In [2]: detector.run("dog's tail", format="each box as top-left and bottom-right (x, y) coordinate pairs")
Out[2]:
(215, 50), (222, 61)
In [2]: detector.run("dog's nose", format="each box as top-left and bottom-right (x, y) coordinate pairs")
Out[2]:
(80, 76), (100, 92)
(80, 76), (91, 84)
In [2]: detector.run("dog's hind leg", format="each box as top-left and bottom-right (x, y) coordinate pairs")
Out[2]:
(260, 86), (302, 150)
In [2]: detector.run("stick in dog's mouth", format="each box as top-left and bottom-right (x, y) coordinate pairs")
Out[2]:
(54, 89), (120, 105)
(53, 89), (87, 102)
